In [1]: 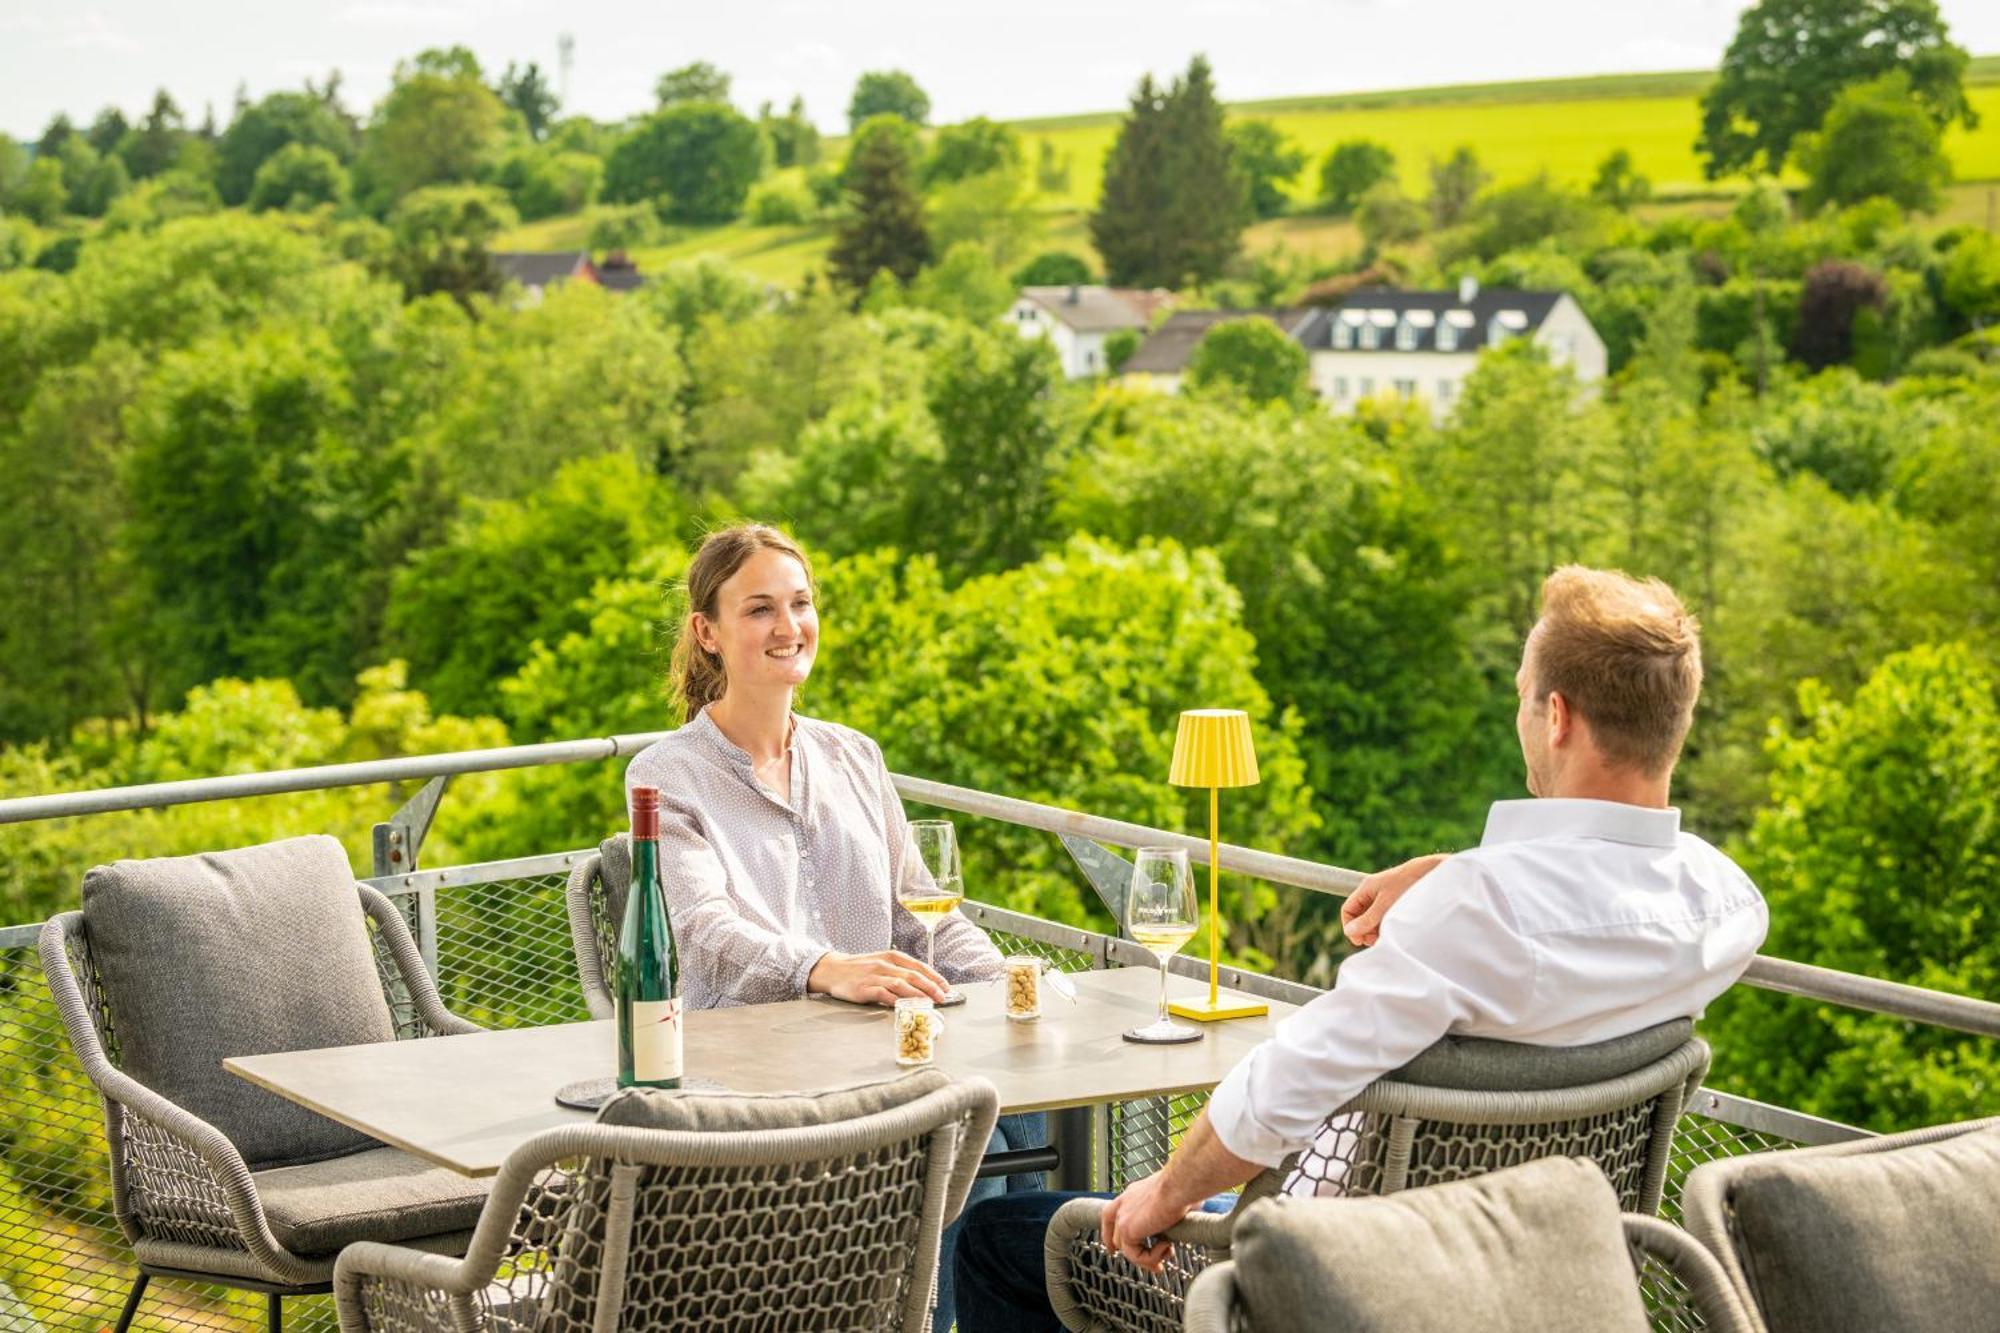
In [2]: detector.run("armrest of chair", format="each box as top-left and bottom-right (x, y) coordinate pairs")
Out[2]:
(1045, 1196), (1237, 1332)
(1623, 1214), (1760, 1333)
(564, 853), (615, 1021)
(1182, 1260), (1240, 1333)
(335, 1241), (491, 1333)
(358, 886), (481, 1037)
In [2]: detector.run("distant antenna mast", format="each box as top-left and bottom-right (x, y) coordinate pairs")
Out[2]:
(558, 33), (575, 110)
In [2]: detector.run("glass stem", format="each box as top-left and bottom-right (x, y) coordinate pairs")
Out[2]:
(1157, 956), (1170, 1025)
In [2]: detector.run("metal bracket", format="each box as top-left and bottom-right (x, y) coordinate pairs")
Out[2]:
(1060, 833), (1135, 922)
(373, 775), (449, 980)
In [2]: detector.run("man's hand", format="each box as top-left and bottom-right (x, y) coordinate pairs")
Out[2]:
(1341, 853), (1450, 947)
(1100, 1170), (1197, 1273)
(807, 950), (948, 1005)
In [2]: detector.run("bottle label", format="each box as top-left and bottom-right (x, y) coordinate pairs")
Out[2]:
(631, 998), (683, 1081)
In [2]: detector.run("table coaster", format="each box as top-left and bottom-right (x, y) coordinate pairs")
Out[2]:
(555, 1074), (727, 1110)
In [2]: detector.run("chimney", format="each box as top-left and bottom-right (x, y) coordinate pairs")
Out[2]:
(1458, 275), (1479, 305)
(1067, 284), (1081, 305)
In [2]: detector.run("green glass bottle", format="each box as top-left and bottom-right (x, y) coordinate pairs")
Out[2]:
(617, 785), (681, 1089)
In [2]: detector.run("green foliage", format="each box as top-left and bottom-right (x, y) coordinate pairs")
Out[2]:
(922, 117), (1021, 188)
(828, 115), (932, 295)
(64, 142), (131, 218)
(1589, 148), (1651, 210)
(1227, 119), (1305, 219)
(358, 48), (508, 208)
(389, 183), (516, 302)
(1447, 174), (1604, 263)
(247, 143), (350, 211)
(1426, 145), (1489, 226)
(1938, 231), (2000, 327)
(1014, 251), (1093, 287)
(118, 90), (188, 181)
(1699, 0), (1976, 178)
(1356, 181), (1426, 250)
(497, 61), (560, 140)
(585, 201), (663, 251)
(744, 175), (814, 225)
(12, 158), (68, 224)
(1706, 645), (2000, 1129)
(0, 134), (31, 208)
(638, 254), (765, 336)
(1034, 138), (1072, 195)
(217, 90), (357, 205)
(1318, 139), (1395, 216)
(1791, 260), (1888, 371)
(907, 240), (1014, 323)
(1186, 316), (1312, 407)
(847, 71), (931, 131)
(1104, 327), (1141, 373)
(1797, 72), (1952, 215)
(1090, 57), (1248, 288)
(928, 166), (1042, 270)
(655, 61), (733, 108)
(604, 102), (766, 224)
(759, 97), (821, 169)
(100, 169), (222, 233)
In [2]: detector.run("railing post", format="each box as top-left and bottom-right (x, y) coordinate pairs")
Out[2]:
(372, 775), (448, 981)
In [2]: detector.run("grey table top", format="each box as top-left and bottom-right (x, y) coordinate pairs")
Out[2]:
(225, 966), (1296, 1177)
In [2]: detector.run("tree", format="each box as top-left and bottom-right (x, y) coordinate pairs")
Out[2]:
(1355, 181), (1425, 250)
(1014, 251), (1092, 287)
(922, 117), (1021, 188)
(1790, 261), (1889, 372)
(1227, 119), (1304, 220)
(1318, 139), (1396, 216)
(928, 165), (1042, 270)
(759, 96), (820, 168)
(216, 91), (356, 205)
(828, 115), (931, 295)
(66, 145), (131, 217)
(1937, 231), (2000, 328)
(1186, 317), (1311, 407)
(907, 241), (1014, 323)
(86, 108), (131, 156)
(357, 47), (508, 208)
(1589, 148), (1651, 210)
(13, 158), (68, 224)
(1699, 0), (1976, 178)
(119, 90), (186, 180)
(1427, 145), (1489, 226)
(247, 143), (350, 211)
(847, 70), (930, 131)
(1091, 57), (1249, 288)
(494, 146), (601, 220)
(1797, 72), (1951, 214)
(1705, 644), (2000, 1130)
(603, 102), (766, 224)
(36, 114), (77, 158)
(388, 184), (517, 304)
(102, 169), (223, 234)
(1454, 174), (1601, 263)
(1035, 139), (1071, 195)
(498, 62), (559, 140)
(655, 61), (732, 107)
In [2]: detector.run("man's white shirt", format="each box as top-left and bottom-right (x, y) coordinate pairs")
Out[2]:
(1205, 798), (1770, 1170)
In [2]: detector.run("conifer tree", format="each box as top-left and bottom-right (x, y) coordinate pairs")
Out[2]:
(828, 114), (931, 296)
(1090, 56), (1248, 288)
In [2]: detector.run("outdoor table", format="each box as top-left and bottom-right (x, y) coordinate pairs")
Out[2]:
(224, 967), (1296, 1188)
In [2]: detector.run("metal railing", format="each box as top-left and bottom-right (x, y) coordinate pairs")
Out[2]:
(2, 734), (1995, 1333)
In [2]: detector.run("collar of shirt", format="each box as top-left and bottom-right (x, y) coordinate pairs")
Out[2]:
(688, 707), (807, 814)
(1480, 798), (1681, 849)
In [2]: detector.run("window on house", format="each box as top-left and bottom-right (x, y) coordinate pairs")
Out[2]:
(1437, 378), (1457, 406)
(1395, 320), (1417, 351)
(1358, 377), (1375, 397)
(1394, 378), (1417, 399)
(1332, 376), (1349, 399)
(1085, 350), (1097, 369)
(1359, 324), (1379, 350)
(1333, 322), (1353, 349)
(1549, 333), (1575, 362)
(1436, 324), (1458, 352)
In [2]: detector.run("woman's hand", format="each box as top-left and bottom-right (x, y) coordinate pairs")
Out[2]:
(808, 950), (950, 1005)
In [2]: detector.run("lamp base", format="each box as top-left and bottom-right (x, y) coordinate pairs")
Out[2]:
(1168, 996), (1269, 1022)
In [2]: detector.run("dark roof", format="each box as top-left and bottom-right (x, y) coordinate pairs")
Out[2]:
(1121, 308), (1325, 375)
(1020, 285), (1173, 332)
(595, 254), (646, 293)
(490, 251), (595, 289)
(1299, 287), (1565, 354)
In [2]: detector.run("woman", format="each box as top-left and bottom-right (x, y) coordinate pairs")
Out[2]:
(623, 523), (1042, 1324)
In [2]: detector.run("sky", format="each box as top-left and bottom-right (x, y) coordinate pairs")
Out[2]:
(5, 0), (1999, 140)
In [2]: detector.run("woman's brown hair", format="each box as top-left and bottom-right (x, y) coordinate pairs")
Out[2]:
(669, 524), (816, 723)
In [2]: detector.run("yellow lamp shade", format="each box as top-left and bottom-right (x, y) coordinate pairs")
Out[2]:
(1168, 709), (1260, 789)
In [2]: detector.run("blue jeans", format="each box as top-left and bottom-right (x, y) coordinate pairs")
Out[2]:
(953, 1189), (1237, 1333)
(935, 1112), (1047, 1330)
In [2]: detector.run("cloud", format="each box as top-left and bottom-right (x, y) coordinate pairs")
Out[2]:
(56, 10), (141, 53)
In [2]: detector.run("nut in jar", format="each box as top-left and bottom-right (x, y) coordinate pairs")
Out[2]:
(1004, 954), (1042, 1021)
(894, 996), (940, 1065)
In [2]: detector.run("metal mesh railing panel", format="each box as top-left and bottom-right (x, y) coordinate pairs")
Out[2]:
(1661, 1111), (1804, 1223)
(432, 872), (592, 1030)
(1109, 1093), (1211, 1190)
(981, 927), (1091, 976)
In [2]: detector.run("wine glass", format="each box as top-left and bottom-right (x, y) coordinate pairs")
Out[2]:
(901, 819), (967, 1006)
(1123, 847), (1202, 1044)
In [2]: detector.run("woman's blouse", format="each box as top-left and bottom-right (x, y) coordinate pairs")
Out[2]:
(623, 708), (1003, 1008)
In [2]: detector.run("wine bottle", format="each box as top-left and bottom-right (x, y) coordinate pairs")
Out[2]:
(617, 785), (681, 1089)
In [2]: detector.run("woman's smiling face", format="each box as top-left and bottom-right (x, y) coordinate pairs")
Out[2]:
(694, 547), (818, 697)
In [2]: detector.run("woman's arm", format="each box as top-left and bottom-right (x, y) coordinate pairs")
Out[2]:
(656, 802), (826, 1004)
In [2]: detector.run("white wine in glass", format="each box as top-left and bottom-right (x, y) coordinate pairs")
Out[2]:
(902, 819), (967, 1006)
(1123, 847), (1202, 1044)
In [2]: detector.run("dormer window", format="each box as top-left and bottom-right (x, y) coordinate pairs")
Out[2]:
(1359, 323), (1380, 350)
(1440, 309), (1474, 352)
(1437, 323), (1458, 352)
(1333, 321), (1353, 350)
(1489, 309), (1529, 347)
(1395, 319), (1417, 351)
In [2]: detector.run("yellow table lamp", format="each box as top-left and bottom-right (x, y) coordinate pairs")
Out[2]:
(1167, 709), (1267, 1021)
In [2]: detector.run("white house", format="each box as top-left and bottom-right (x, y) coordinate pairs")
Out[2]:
(1008, 285), (1175, 378)
(1119, 307), (1326, 396)
(1307, 279), (1606, 416)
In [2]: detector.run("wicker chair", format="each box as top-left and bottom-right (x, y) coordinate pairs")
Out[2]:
(1045, 1021), (1710, 1333)
(1183, 1157), (1755, 1333)
(38, 836), (488, 1332)
(334, 1070), (1001, 1333)
(564, 836), (627, 1019)
(1682, 1115), (2000, 1333)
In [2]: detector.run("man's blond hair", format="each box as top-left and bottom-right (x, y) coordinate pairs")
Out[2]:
(1529, 566), (1703, 776)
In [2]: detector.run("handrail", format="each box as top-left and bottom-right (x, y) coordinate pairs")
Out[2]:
(2, 735), (1996, 1039)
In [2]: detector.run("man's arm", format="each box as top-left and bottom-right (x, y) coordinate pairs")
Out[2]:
(1099, 1112), (1258, 1271)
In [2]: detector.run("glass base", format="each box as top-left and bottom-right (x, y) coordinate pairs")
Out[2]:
(1122, 1019), (1203, 1045)
(936, 989), (968, 1008)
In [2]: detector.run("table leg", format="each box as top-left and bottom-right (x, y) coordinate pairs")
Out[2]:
(1050, 1106), (1099, 1192)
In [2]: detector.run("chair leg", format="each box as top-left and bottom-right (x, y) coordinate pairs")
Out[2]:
(113, 1273), (150, 1333)
(268, 1293), (282, 1333)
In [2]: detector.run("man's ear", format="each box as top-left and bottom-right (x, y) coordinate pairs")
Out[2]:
(1546, 690), (1572, 748)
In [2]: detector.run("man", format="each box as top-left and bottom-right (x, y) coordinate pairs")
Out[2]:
(954, 566), (1769, 1330)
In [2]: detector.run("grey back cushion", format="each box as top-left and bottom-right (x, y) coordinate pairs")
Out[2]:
(1728, 1125), (2000, 1333)
(598, 833), (632, 941)
(597, 1068), (951, 1134)
(1231, 1156), (1651, 1333)
(1390, 1017), (1694, 1092)
(82, 834), (394, 1170)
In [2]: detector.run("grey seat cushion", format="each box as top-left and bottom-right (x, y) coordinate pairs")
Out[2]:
(253, 1146), (490, 1256)
(598, 1067), (951, 1133)
(1230, 1156), (1651, 1333)
(82, 834), (396, 1169)
(1727, 1125), (2000, 1333)
(1390, 1018), (1695, 1092)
